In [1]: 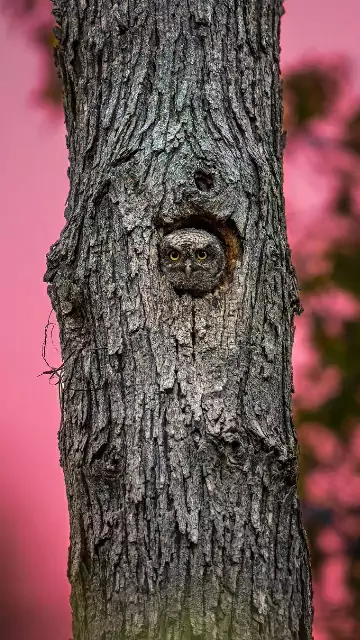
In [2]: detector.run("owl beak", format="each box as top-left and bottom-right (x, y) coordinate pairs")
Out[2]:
(185, 261), (192, 277)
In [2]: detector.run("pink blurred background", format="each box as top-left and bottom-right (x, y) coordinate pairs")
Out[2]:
(1, 1), (360, 638)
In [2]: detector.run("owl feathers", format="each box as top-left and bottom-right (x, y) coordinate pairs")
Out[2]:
(159, 228), (226, 294)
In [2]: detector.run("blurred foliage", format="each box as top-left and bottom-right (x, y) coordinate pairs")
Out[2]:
(34, 23), (62, 106)
(0, 0), (62, 107)
(283, 63), (343, 131)
(284, 62), (360, 640)
(345, 109), (360, 155)
(1, 0), (38, 15)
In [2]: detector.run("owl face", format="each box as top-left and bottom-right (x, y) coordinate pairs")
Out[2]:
(159, 228), (226, 294)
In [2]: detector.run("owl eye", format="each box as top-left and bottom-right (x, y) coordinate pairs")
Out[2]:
(169, 250), (180, 261)
(196, 249), (207, 261)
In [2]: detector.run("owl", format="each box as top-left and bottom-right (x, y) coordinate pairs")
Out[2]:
(159, 228), (226, 294)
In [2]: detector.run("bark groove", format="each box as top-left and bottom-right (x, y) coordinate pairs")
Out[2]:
(46, 1), (313, 638)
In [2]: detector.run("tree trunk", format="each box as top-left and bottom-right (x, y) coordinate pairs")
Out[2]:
(45, 1), (313, 638)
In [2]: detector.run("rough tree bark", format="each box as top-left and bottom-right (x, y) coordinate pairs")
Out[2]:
(45, 1), (313, 638)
